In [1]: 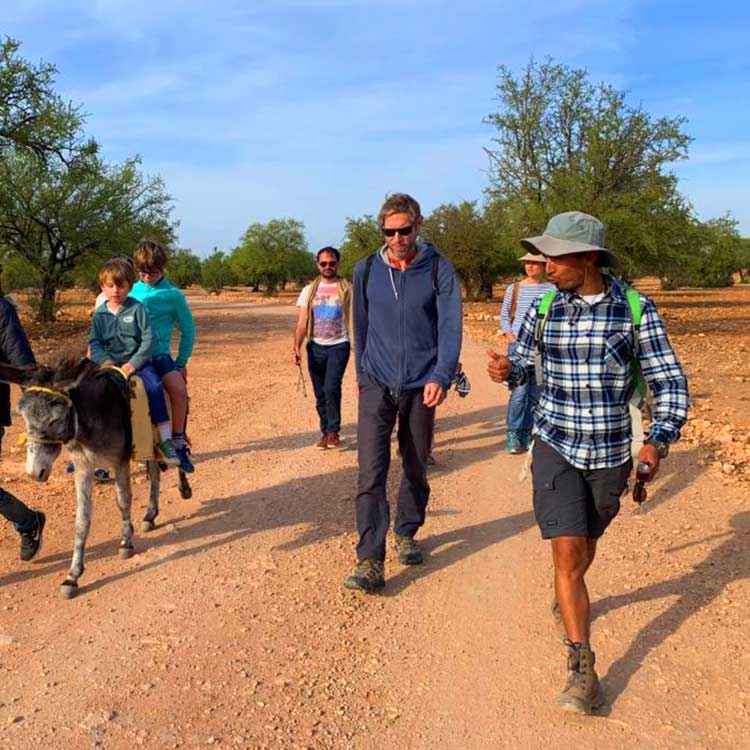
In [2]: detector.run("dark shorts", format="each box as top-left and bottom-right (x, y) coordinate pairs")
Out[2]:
(532, 439), (631, 540)
(152, 354), (179, 379)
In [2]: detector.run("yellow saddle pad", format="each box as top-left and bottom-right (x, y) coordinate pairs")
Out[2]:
(129, 375), (171, 462)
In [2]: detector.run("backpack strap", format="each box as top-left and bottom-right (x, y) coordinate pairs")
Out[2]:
(509, 282), (520, 325)
(624, 286), (646, 398)
(533, 290), (557, 387)
(362, 253), (376, 309)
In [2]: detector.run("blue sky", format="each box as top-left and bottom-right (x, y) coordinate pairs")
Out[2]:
(2, 0), (748, 255)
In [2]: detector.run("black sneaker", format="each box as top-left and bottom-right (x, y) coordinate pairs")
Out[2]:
(343, 559), (385, 592)
(394, 533), (423, 565)
(19, 511), (46, 562)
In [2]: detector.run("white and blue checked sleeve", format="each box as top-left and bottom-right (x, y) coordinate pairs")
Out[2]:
(637, 295), (690, 444)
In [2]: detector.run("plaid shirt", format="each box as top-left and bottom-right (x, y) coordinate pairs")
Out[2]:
(508, 276), (689, 470)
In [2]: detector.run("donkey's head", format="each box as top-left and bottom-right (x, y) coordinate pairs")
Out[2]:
(0, 358), (95, 481)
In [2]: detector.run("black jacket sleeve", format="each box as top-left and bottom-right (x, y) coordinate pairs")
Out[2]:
(0, 297), (36, 426)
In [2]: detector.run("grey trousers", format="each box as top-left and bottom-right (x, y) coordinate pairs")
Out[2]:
(355, 373), (435, 562)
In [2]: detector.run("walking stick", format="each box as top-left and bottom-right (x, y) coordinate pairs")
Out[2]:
(296, 362), (308, 398)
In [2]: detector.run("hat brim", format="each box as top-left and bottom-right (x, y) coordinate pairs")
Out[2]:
(518, 252), (546, 264)
(520, 235), (618, 268)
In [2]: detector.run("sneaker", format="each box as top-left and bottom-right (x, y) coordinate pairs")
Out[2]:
(326, 433), (343, 449)
(518, 431), (532, 452)
(175, 444), (195, 473)
(506, 431), (523, 454)
(93, 468), (112, 483)
(558, 643), (607, 714)
(19, 511), (46, 562)
(316, 435), (329, 450)
(394, 533), (423, 565)
(343, 559), (385, 592)
(156, 439), (181, 467)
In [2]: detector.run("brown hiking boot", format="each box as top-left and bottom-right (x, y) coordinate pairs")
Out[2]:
(316, 435), (329, 450)
(343, 559), (385, 592)
(558, 644), (607, 714)
(326, 432), (343, 449)
(394, 533), (423, 565)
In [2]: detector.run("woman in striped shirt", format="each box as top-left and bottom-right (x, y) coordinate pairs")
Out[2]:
(499, 253), (555, 453)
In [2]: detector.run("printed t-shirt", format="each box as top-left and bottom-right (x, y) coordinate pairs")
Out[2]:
(296, 282), (348, 345)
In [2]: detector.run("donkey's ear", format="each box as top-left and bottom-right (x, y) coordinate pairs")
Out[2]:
(0, 362), (38, 386)
(53, 358), (97, 390)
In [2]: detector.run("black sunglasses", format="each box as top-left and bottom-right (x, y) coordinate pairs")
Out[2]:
(382, 225), (413, 237)
(319, 260), (338, 268)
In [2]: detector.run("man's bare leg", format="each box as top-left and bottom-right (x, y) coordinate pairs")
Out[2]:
(162, 370), (188, 434)
(551, 536), (597, 643)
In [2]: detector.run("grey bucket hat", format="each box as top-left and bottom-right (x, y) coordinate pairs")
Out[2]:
(520, 211), (618, 268)
(518, 252), (546, 263)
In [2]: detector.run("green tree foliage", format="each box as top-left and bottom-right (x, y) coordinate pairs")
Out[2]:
(201, 249), (235, 295)
(339, 215), (382, 277)
(167, 248), (202, 288)
(229, 218), (314, 293)
(0, 38), (82, 159)
(0, 40), (175, 320)
(484, 58), (696, 283)
(422, 202), (500, 300)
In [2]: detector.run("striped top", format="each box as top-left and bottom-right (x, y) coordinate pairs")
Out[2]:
(500, 281), (557, 337)
(507, 276), (689, 470)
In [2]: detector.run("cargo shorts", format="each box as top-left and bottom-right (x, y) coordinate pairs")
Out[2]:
(532, 439), (632, 539)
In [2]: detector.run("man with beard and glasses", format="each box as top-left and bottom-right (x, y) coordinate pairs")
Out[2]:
(344, 193), (462, 593)
(293, 246), (353, 450)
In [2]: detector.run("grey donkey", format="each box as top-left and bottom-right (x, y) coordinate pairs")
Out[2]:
(0, 358), (192, 598)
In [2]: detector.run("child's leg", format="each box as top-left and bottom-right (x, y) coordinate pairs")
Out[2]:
(161, 370), (188, 436)
(138, 364), (171, 440)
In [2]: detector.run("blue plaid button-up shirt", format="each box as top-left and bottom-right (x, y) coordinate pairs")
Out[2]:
(508, 276), (689, 470)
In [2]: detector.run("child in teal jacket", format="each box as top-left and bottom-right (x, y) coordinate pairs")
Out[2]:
(129, 240), (195, 473)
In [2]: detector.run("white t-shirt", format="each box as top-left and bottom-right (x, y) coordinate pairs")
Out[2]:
(296, 281), (348, 345)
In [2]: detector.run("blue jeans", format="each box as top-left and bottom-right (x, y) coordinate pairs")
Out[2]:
(506, 342), (537, 433)
(306, 341), (350, 435)
(139, 363), (170, 425)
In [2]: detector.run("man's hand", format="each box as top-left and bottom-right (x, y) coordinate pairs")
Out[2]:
(637, 443), (661, 480)
(292, 347), (301, 366)
(487, 348), (512, 383)
(505, 332), (516, 344)
(423, 382), (446, 408)
(121, 362), (136, 378)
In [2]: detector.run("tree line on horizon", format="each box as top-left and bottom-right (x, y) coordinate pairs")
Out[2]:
(1, 40), (748, 319)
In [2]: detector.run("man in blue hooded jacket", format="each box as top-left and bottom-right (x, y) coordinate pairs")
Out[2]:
(344, 193), (462, 592)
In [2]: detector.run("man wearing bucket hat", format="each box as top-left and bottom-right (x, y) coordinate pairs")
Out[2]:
(487, 211), (689, 713)
(499, 253), (555, 453)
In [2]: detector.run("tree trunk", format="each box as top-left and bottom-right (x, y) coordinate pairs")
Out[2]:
(35, 276), (58, 322)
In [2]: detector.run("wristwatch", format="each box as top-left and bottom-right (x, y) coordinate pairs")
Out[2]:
(644, 437), (669, 459)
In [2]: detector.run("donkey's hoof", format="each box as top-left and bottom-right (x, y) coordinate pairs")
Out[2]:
(178, 483), (192, 500)
(118, 544), (135, 559)
(141, 519), (156, 533)
(60, 580), (78, 599)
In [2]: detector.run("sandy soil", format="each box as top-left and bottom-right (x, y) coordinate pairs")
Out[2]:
(0, 287), (748, 749)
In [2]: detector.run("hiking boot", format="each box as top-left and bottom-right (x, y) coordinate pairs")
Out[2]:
(343, 559), (385, 592)
(558, 643), (607, 714)
(316, 435), (329, 450)
(156, 439), (181, 467)
(506, 431), (523, 454)
(175, 444), (195, 473)
(394, 533), (423, 565)
(326, 432), (343, 449)
(19, 511), (46, 562)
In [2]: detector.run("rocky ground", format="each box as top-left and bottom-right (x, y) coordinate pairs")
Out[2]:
(0, 283), (748, 749)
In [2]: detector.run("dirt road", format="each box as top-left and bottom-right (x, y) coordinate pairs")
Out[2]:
(0, 294), (748, 749)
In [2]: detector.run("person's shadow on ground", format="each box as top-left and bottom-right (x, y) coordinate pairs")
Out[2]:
(593, 510), (750, 706)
